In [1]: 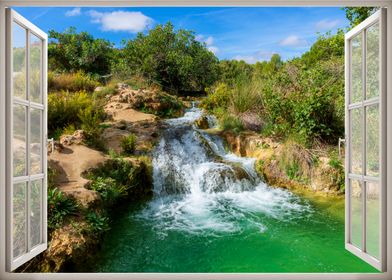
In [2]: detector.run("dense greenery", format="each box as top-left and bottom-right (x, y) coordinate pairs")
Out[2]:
(48, 27), (114, 75)
(343, 7), (378, 27)
(118, 22), (220, 93)
(201, 31), (345, 146)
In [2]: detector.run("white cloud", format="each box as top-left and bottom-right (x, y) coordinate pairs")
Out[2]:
(279, 35), (307, 47)
(196, 35), (218, 54)
(205, 36), (214, 46)
(316, 19), (341, 30)
(88, 10), (153, 33)
(207, 46), (219, 54)
(233, 51), (274, 64)
(65, 7), (81, 17)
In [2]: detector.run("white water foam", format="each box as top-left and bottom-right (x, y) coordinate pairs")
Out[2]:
(138, 107), (312, 236)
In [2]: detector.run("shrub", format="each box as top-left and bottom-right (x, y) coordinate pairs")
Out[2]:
(86, 158), (153, 200)
(86, 212), (110, 234)
(90, 177), (127, 206)
(48, 188), (78, 230)
(48, 91), (95, 136)
(121, 134), (137, 155)
(48, 71), (99, 92)
(78, 107), (106, 151)
(278, 140), (314, 183)
(220, 114), (244, 134)
(48, 27), (114, 75)
(120, 22), (219, 93)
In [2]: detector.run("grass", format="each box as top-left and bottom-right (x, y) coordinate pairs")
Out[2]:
(48, 71), (100, 93)
(121, 134), (137, 155)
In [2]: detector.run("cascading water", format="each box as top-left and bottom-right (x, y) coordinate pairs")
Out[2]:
(138, 105), (311, 235)
(90, 105), (377, 273)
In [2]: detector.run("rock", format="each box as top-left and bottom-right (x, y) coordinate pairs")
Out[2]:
(239, 112), (263, 132)
(194, 116), (210, 129)
(94, 86), (104, 92)
(60, 130), (86, 146)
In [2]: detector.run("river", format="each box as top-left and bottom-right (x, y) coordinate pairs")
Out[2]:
(90, 105), (377, 272)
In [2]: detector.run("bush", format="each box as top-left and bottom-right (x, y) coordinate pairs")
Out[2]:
(86, 158), (153, 200)
(89, 177), (127, 206)
(86, 212), (110, 234)
(78, 107), (106, 151)
(48, 188), (78, 230)
(121, 134), (137, 155)
(48, 71), (99, 92)
(120, 22), (219, 94)
(48, 27), (114, 75)
(221, 114), (244, 134)
(200, 82), (231, 111)
(48, 91), (104, 138)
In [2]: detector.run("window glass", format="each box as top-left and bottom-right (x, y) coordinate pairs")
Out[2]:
(12, 22), (26, 100)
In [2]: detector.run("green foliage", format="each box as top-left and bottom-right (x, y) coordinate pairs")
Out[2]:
(200, 82), (231, 111)
(221, 114), (244, 134)
(328, 151), (345, 192)
(48, 188), (78, 230)
(78, 107), (106, 151)
(48, 91), (105, 140)
(48, 27), (114, 75)
(48, 91), (93, 137)
(87, 158), (152, 200)
(279, 141), (314, 184)
(219, 60), (253, 85)
(133, 92), (184, 118)
(121, 134), (137, 155)
(119, 22), (219, 93)
(86, 212), (110, 233)
(254, 54), (283, 78)
(90, 177), (127, 206)
(300, 31), (344, 67)
(344, 7), (378, 28)
(48, 71), (100, 92)
(203, 31), (344, 146)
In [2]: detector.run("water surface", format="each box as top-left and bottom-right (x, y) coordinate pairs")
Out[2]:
(91, 107), (377, 273)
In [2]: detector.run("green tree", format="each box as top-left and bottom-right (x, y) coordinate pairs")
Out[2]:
(344, 7), (378, 28)
(300, 31), (344, 67)
(48, 27), (114, 75)
(120, 22), (219, 94)
(219, 59), (253, 85)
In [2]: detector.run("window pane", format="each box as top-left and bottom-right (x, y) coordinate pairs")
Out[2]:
(12, 22), (26, 100)
(366, 181), (380, 259)
(13, 182), (27, 259)
(30, 180), (42, 248)
(351, 32), (363, 103)
(351, 108), (362, 174)
(366, 23), (380, 100)
(13, 104), (27, 177)
(30, 34), (42, 103)
(30, 108), (42, 174)
(366, 105), (379, 177)
(351, 179), (362, 249)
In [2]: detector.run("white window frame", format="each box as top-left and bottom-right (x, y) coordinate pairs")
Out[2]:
(344, 9), (387, 271)
(5, 9), (48, 272)
(0, 1), (391, 280)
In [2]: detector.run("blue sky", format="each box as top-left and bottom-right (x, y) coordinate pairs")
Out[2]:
(13, 7), (349, 63)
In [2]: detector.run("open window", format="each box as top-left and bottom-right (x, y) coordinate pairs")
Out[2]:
(345, 8), (387, 271)
(0, 4), (389, 277)
(5, 9), (48, 271)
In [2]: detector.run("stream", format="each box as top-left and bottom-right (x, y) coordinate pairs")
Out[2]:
(90, 105), (377, 272)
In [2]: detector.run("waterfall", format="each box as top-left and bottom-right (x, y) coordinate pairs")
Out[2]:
(138, 106), (312, 236)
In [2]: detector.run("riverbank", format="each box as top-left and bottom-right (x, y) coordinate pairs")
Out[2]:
(218, 130), (345, 195)
(19, 84), (186, 272)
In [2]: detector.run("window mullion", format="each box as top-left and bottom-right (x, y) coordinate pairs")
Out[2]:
(26, 29), (31, 253)
(361, 28), (367, 254)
